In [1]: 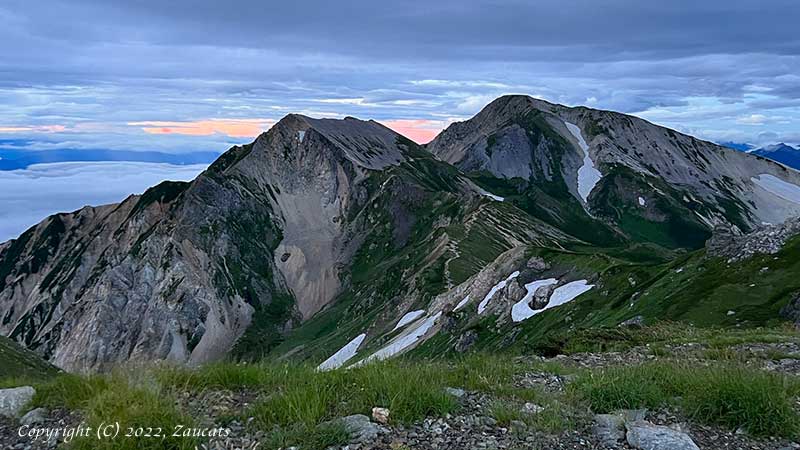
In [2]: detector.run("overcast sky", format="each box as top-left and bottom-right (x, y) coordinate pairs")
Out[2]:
(0, 0), (798, 151)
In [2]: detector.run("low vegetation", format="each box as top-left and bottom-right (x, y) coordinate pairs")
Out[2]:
(571, 362), (800, 437)
(3, 326), (800, 449)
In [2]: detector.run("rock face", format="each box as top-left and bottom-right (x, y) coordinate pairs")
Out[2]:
(0, 116), (421, 372)
(707, 220), (800, 262)
(0, 386), (35, 418)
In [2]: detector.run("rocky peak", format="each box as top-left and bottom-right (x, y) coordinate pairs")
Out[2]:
(267, 114), (408, 171)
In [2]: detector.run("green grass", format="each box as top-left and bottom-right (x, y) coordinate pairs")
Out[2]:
(29, 374), (111, 409)
(0, 335), (59, 381)
(70, 382), (197, 450)
(5, 347), (800, 448)
(489, 397), (585, 434)
(571, 361), (800, 437)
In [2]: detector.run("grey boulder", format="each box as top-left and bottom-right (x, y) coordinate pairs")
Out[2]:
(626, 421), (699, 450)
(336, 414), (384, 443)
(0, 386), (36, 418)
(20, 407), (48, 426)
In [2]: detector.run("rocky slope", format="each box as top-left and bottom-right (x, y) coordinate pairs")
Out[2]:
(428, 95), (800, 246)
(3, 95), (800, 373)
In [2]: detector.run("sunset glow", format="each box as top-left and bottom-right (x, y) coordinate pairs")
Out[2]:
(128, 119), (275, 138)
(381, 119), (446, 144)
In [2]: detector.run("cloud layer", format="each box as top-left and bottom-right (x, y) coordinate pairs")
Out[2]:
(0, 0), (798, 150)
(0, 162), (207, 242)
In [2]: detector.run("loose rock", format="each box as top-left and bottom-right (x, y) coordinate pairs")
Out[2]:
(0, 386), (36, 418)
(372, 407), (390, 424)
(20, 407), (48, 426)
(626, 420), (700, 450)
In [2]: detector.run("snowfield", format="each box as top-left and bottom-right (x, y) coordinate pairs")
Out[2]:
(752, 174), (800, 204)
(318, 333), (367, 371)
(638, 196), (646, 207)
(393, 310), (426, 331)
(478, 271), (520, 314)
(564, 122), (602, 203)
(454, 295), (470, 311)
(541, 280), (595, 313)
(361, 312), (442, 363)
(511, 278), (559, 322)
(478, 187), (505, 202)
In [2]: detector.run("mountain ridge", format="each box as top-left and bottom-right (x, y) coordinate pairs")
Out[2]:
(3, 94), (800, 373)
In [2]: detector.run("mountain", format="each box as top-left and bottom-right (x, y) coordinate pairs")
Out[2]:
(428, 95), (800, 242)
(751, 143), (800, 170)
(3, 95), (800, 373)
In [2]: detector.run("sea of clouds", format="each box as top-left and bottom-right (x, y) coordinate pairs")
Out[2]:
(0, 161), (207, 242)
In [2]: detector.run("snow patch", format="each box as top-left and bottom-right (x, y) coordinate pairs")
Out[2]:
(454, 295), (470, 312)
(361, 312), (442, 363)
(478, 187), (504, 202)
(565, 122), (602, 203)
(752, 174), (800, 204)
(638, 196), (646, 207)
(318, 333), (366, 371)
(392, 310), (426, 331)
(511, 278), (559, 322)
(527, 280), (594, 318)
(478, 271), (520, 314)
(297, 130), (306, 142)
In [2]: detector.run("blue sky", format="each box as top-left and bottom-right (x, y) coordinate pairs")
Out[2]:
(1, 0), (799, 241)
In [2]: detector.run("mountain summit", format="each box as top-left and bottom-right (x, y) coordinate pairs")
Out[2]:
(3, 95), (800, 373)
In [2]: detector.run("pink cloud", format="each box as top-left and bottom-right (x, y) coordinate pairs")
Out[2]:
(381, 119), (445, 144)
(128, 119), (275, 138)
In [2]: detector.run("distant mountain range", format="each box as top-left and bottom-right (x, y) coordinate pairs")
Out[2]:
(0, 147), (219, 170)
(720, 142), (800, 170)
(751, 143), (800, 170)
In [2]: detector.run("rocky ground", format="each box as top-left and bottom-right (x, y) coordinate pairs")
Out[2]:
(4, 341), (800, 450)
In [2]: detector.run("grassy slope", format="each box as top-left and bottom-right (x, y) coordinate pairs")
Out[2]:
(0, 335), (58, 381)
(410, 235), (800, 359)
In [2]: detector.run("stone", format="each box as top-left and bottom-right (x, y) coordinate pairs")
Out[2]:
(522, 403), (544, 414)
(619, 315), (645, 328)
(0, 386), (36, 418)
(372, 407), (390, 424)
(618, 408), (648, 423)
(626, 420), (699, 450)
(593, 414), (625, 446)
(444, 387), (466, 398)
(19, 407), (48, 426)
(454, 330), (478, 353)
(509, 420), (527, 431)
(526, 256), (551, 272)
(532, 284), (556, 310)
(335, 414), (383, 443)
